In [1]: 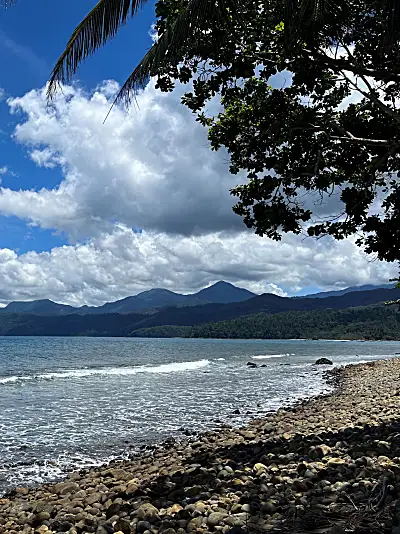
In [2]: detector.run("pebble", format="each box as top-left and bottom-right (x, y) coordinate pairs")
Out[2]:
(2, 360), (400, 533)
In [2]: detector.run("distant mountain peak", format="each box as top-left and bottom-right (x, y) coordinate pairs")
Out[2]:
(207, 281), (238, 289)
(2, 281), (257, 315)
(137, 288), (178, 296)
(194, 281), (256, 304)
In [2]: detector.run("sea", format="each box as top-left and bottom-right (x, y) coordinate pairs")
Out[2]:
(0, 336), (399, 494)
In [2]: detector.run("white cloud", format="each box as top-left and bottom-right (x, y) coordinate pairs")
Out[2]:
(0, 79), (395, 305)
(0, 225), (396, 306)
(5, 81), (240, 240)
(148, 23), (159, 43)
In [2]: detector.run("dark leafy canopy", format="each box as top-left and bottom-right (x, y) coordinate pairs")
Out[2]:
(152, 0), (400, 263)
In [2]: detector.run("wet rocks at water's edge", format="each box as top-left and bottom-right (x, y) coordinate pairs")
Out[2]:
(314, 358), (333, 365)
(246, 362), (268, 369)
(3, 360), (400, 532)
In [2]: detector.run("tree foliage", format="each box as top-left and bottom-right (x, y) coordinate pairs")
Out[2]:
(5, 0), (400, 264)
(132, 305), (400, 340)
(152, 0), (400, 262)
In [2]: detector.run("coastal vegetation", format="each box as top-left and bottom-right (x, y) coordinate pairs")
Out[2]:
(130, 304), (400, 340)
(0, 301), (397, 339)
(153, 0), (400, 264)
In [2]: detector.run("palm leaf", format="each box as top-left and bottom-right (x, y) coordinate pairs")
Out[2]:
(382, 0), (400, 51)
(111, 0), (243, 107)
(47, 0), (148, 99)
(284, 0), (347, 40)
(285, 0), (400, 51)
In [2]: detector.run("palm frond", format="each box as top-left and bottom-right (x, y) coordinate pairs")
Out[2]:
(284, 0), (346, 39)
(111, 0), (243, 108)
(382, 0), (400, 51)
(47, 0), (148, 99)
(285, 0), (400, 51)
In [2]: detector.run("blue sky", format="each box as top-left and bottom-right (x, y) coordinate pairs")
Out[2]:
(0, 0), (155, 254)
(0, 1), (395, 305)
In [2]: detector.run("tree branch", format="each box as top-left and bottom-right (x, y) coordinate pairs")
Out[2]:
(303, 47), (400, 82)
(330, 135), (393, 146)
(339, 69), (400, 125)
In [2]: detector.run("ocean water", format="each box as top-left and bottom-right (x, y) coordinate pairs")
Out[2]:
(0, 336), (399, 494)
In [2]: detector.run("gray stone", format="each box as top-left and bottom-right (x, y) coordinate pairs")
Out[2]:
(208, 512), (229, 527)
(54, 482), (80, 496)
(185, 485), (203, 497)
(137, 521), (152, 533)
(105, 503), (120, 519)
(136, 503), (160, 521)
(187, 517), (204, 531)
(260, 502), (276, 515)
(34, 511), (51, 523)
(114, 518), (131, 533)
(86, 493), (102, 505)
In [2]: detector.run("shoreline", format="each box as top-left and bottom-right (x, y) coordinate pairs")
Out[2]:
(1, 360), (400, 533)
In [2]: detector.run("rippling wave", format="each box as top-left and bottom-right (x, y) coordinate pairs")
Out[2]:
(251, 353), (295, 360)
(0, 359), (210, 385)
(0, 337), (398, 495)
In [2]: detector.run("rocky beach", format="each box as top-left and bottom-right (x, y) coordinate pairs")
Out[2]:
(2, 358), (400, 534)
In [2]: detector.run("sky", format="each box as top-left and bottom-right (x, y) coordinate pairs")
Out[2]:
(0, 1), (396, 306)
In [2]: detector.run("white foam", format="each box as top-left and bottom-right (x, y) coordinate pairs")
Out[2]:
(252, 354), (290, 360)
(215, 358), (226, 361)
(0, 360), (210, 384)
(0, 376), (22, 384)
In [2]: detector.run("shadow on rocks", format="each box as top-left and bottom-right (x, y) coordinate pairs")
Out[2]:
(132, 419), (400, 534)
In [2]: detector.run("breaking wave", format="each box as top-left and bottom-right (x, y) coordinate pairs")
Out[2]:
(0, 359), (210, 385)
(252, 353), (295, 360)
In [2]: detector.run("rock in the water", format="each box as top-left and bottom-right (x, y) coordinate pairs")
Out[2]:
(315, 358), (333, 365)
(247, 362), (258, 368)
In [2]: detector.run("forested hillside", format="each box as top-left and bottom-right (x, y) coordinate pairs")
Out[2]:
(130, 305), (400, 340)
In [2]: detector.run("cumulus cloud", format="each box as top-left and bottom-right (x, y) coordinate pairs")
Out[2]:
(4, 81), (241, 240)
(0, 79), (395, 304)
(0, 225), (396, 306)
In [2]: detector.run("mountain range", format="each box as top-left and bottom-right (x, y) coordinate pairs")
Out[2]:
(302, 283), (394, 299)
(1, 281), (395, 316)
(2, 281), (256, 316)
(0, 284), (398, 337)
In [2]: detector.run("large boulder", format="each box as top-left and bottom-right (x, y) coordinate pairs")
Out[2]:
(315, 358), (333, 365)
